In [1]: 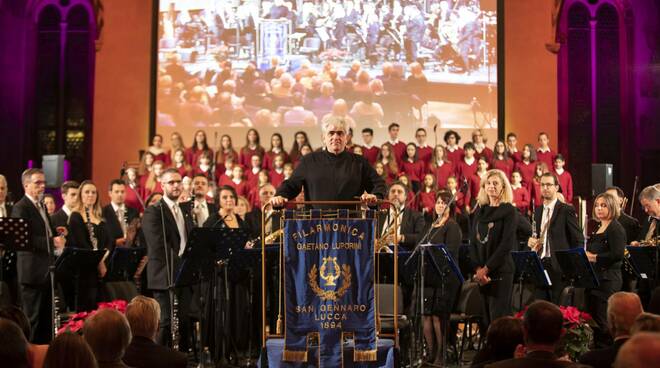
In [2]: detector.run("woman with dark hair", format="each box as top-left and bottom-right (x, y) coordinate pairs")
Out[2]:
(147, 134), (168, 164)
(530, 161), (550, 207)
(585, 192), (626, 344)
(377, 143), (399, 183)
(137, 151), (155, 177)
(401, 143), (425, 193)
(264, 133), (289, 171)
(203, 185), (248, 231)
(443, 130), (463, 165)
(239, 128), (265, 168)
(67, 180), (113, 312)
(470, 316), (524, 368)
(491, 140), (514, 179)
(43, 332), (98, 368)
(514, 144), (537, 190)
(421, 190), (462, 365)
(186, 130), (214, 167)
(0, 306), (48, 368)
(288, 131), (311, 164)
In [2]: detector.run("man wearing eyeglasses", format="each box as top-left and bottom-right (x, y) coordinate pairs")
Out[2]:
(527, 172), (584, 304)
(142, 168), (194, 351)
(11, 168), (66, 343)
(271, 116), (387, 209)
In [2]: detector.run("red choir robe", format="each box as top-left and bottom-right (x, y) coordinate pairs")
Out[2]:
(390, 141), (407, 166)
(125, 183), (143, 212)
(417, 145), (433, 168)
(457, 159), (478, 184)
(555, 169), (574, 204)
(491, 158), (514, 179)
(451, 190), (466, 214)
(401, 159), (426, 184)
(239, 146), (265, 169)
(227, 179), (250, 198)
(515, 160), (536, 190)
(245, 167), (262, 187)
(467, 173), (484, 208)
(445, 146), (464, 167)
(270, 169), (285, 189)
(530, 180), (542, 207)
(185, 147), (214, 167)
(512, 185), (531, 214)
(536, 149), (554, 170)
(174, 165), (192, 179)
(474, 146), (493, 162)
(417, 190), (436, 214)
(507, 149), (523, 164)
(263, 150), (290, 171)
(362, 146), (380, 165)
(430, 161), (455, 189)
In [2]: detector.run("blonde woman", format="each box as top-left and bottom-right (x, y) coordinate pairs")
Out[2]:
(67, 180), (111, 312)
(470, 169), (516, 327)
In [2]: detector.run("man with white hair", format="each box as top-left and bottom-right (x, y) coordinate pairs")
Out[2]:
(634, 183), (660, 244)
(579, 292), (644, 368)
(271, 116), (386, 209)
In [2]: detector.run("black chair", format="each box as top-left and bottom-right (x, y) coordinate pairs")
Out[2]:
(450, 281), (484, 364)
(377, 283), (412, 366)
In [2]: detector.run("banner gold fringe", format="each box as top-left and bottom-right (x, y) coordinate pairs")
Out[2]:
(282, 349), (308, 362)
(276, 316), (283, 334)
(354, 349), (377, 361)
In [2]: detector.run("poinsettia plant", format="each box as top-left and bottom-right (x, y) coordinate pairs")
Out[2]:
(515, 305), (595, 361)
(57, 299), (128, 335)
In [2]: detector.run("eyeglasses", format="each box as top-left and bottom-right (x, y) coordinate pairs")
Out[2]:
(540, 183), (556, 188)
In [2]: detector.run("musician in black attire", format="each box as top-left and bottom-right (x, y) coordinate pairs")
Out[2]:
(606, 187), (641, 243)
(244, 183), (280, 241)
(102, 179), (140, 247)
(0, 174), (20, 307)
(585, 192), (626, 346)
(470, 169), (517, 328)
(50, 180), (79, 229)
(421, 190), (462, 366)
(634, 184), (660, 244)
(272, 116), (386, 209)
(528, 173), (584, 304)
(180, 174), (217, 228)
(379, 181), (426, 250)
(66, 181), (112, 312)
(142, 169), (194, 351)
(12, 168), (66, 343)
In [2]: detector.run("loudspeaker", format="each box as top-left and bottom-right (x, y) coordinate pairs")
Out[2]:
(591, 163), (613, 196)
(43, 155), (65, 188)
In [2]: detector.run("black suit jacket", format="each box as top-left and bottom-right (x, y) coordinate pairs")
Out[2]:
(244, 208), (282, 242)
(50, 208), (69, 229)
(102, 204), (140, 242)
(617, 213), (640, 244)
(122, 335), (187, 368)
(578, 338), (627, 368)
(639, 217), (659, 241)
(179, 199), (218, 228)
(142, 199), (194, 290)
(488, 350), (589, 368)
(533, 201), (584, 270)
(11, 196), (56, 285)
(378, 207), (426, 250)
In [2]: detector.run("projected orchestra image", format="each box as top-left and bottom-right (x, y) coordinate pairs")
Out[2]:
(156, 0), (498, 147)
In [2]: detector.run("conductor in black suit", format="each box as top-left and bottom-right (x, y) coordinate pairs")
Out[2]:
(142, 168), (194, 351)
(102, 179), (140, 247)
(527, 173), (584, 304)
(11, 168), (66, 343)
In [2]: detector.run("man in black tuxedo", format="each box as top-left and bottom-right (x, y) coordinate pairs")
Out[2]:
(528, 173), (584, 304)
(50, 180), (79, 229)
(179, 174), (217, 228)
(245, 183), (279, 241)
(579, 292), (643, 368)
(103, 179), (140, 247)
(489, 300), (590, 368)
(11, 168), (66, 343)
(379, 181), (425, 251)
(142, 169), (194, 351)
(122, 295), (187, 368)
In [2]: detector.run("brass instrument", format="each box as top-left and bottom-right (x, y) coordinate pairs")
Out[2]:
(264, 229), (283, 244)
(376, 226), (396, 253)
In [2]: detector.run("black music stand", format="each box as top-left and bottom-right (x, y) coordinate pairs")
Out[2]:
(55, 247), (105, 311)
(106, 247), (146, 282)
(626, 246), (659, 283)
(511, 251), (551, 311)
(0, 218), (31, 305)
(554, 248), (599, 307)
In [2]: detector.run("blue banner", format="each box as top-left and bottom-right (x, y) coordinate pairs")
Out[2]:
(283, 218), (377, 367)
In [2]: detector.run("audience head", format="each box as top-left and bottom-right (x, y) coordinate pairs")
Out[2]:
(614, 332), (660, 368)
(638, 184), (660, 218)
(483, 316), (524, 360)
(523, 300), (564, 346)
(593, 192), (620, 222)
(607, 292), (643, 338)
(21, 168), (46, 199)
(0, 306), (31, 340)
(44, 332), (98, 368)
(631, 313), (660, 334)
(0, 318), (29, 368)
(477, 169), (513, 206)
(83, 308), (132, 364)
(125, 296), (160, 341)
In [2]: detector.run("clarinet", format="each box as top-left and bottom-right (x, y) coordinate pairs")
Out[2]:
(84, 206), (99, 250)
(122, 208), (129, 239)
(531, 198), (537, 239)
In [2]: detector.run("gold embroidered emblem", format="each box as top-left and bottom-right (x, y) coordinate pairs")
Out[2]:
(308, 257), (351, 301)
